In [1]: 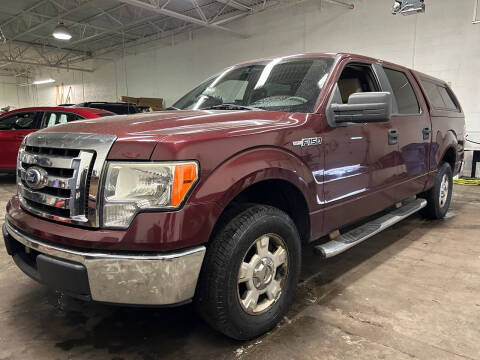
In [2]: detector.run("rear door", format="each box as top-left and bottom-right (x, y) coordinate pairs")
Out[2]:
(0, 111), (41, 170)
(380, 66), (431, 196)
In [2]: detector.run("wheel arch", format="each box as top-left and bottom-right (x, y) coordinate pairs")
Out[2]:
(434, 129), (459, 172)
(441, 146), (456, 171)
(193, 147), (315, 244)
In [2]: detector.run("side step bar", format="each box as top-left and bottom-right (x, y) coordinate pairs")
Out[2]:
(314, 198), (427, 259)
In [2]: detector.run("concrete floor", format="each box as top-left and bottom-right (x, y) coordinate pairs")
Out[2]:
(0, 172), (479, 360)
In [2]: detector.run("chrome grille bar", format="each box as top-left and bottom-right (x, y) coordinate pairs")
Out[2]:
(17, 132), (117, 227)
(19, 186), (71, 209)
(21, 152), (74, 168)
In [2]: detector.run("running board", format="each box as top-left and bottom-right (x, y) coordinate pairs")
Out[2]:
(314, 198), (427, 259)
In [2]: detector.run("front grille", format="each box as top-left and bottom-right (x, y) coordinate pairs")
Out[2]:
(24, 199), (71, 218)
(25, 145), (80, 158)
(17, 132), (117, 227)
(18, 146), (95, 224)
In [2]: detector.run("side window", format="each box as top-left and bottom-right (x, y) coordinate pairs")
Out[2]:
(0, 112), (38, 130)
(420, 80), (444, 109)
(45, 112), (82, 128)
(420, 79), (458, 111)
(437, 86), (458, 110)
(45, 113), (58, 128)
(337, 64), (379, 104)
(383, 68), (420, 114)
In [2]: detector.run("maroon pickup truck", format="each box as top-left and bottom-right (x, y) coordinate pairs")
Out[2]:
(3, 53), (464, 340)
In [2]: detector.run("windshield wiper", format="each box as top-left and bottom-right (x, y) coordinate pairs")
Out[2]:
(203, 104), (261, 111)
(165, 106), (180, 110)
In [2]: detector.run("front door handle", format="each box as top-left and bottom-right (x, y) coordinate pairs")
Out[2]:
(422, 127), (431, 140)
(388, 129), (398, 145)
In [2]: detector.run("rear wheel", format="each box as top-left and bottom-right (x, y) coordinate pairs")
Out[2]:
(420, 162), (453, 219)
(195, 205), (301, 340)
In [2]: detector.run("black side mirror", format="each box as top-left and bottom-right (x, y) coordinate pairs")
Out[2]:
(331, 92), (392, 124)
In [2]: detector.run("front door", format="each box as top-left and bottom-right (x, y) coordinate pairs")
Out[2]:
(0, 111), (40, 170)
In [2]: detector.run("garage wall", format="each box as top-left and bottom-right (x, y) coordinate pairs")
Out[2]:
(29, 0), (480, 133)
(0, 76), (37, 109)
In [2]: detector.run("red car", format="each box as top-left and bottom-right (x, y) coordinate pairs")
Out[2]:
(0, 106), (113, 171)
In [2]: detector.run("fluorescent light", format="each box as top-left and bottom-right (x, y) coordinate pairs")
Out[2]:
(33, 78), (55, 85)
(53, 22), (72, 40)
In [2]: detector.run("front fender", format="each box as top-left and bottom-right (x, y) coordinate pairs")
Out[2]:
(190, 146), (316, 220)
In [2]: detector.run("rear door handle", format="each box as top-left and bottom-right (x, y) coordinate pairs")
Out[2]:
(422, 127), (431, 140)
(388, 129), (398, 145)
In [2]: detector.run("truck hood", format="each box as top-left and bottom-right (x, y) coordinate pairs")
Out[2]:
(46, 110), (289, 139)
(42, 110), (292, 159)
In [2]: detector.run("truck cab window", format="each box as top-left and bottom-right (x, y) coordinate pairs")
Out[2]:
(337, 64), (379, 103)
(383, 68), (420, 114)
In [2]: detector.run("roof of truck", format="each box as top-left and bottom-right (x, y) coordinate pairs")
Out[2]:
(235, 52), (447, 86)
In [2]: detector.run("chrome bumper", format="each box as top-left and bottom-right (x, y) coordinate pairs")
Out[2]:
(4, 220), (206, 305)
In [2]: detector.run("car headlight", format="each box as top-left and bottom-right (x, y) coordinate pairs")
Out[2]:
(102, 161), (198, 228)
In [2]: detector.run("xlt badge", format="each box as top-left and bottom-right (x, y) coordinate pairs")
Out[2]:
(292, 137), (322, 147)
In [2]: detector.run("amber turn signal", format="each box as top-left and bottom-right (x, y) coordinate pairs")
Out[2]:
(172, 163), (198, 207)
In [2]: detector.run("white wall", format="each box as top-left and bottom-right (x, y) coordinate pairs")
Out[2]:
(13, 0), (480, 133)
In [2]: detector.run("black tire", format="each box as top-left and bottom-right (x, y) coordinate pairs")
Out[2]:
(195, 204), (301, 340)
(420, 162), (453, 219)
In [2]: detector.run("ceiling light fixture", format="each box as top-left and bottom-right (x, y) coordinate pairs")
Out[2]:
(52, 22), (72, 40)
(33, 78), (55, 85)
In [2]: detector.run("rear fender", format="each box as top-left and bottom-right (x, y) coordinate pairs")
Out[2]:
(434, 130), (458, 169)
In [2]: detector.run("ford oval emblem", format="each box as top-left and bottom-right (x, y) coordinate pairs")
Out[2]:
(25, 166), (48, 190)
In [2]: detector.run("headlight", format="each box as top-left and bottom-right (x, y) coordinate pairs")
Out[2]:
(102, 161), (198, 228)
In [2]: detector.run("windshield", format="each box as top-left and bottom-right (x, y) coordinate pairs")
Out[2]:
(172, 57), (334, 113)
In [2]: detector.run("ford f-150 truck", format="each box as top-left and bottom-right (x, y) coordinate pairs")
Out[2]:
(3, 53), (464, 340)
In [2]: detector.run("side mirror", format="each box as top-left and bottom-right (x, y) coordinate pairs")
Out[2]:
(331, 92), (392, 124)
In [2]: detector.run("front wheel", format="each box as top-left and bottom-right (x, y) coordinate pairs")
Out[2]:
(420, 162), (453, 219)
(195, 205), (301, 340)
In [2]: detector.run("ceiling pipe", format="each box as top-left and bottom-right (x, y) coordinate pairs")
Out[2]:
(324, 0), (354, 10)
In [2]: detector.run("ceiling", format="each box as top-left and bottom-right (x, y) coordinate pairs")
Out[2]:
(0, 0), (286, 77)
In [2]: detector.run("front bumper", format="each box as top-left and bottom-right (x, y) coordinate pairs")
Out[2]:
(3, 219), (206, 305)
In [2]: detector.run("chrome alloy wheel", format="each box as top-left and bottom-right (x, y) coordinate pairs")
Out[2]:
(237, 233), (289, 315)
(439, 174), (449, 208)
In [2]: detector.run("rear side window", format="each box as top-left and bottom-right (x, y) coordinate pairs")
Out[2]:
(420, 79), (458, 111)
(420, 80), (444, 108)
(437, 86), (457, 110)
(42, 112), (77, 128)
(383, 68), (420, 114)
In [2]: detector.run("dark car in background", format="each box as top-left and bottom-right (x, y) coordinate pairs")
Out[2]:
(0, 106), (113, 172)
(75, 102), (144, 114)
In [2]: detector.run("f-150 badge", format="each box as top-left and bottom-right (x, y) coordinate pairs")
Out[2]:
(292, 137), (322, 147)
